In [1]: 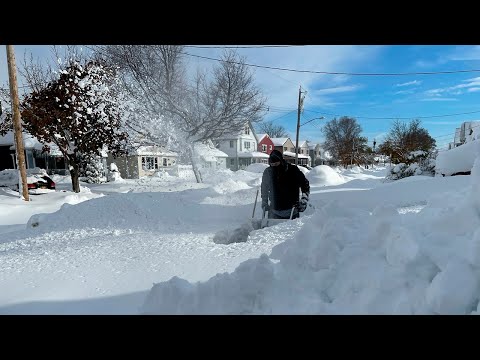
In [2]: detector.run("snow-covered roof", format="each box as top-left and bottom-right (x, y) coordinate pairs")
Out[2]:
(239, 151), (269, 158)
(194, 142), (228, 162)
(257, 133), (268, 142)
(1, 131), (63, 156)
(129, 145), (178, 157)
(271, 137), (289, 146)
(283, 151), (310, 159)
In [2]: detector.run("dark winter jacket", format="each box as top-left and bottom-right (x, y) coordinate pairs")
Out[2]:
(261, 161), (310, 211)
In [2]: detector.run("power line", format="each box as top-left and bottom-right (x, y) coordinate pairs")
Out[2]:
(184, 45), (304, 49)
(303, 108), (480, 120)
(181, 51), (480, 77)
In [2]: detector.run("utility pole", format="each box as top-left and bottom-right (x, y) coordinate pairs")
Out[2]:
(6, 45), (29, 201)
(295, 86), (305, 166)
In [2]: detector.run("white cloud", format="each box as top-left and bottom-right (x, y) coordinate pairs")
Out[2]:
(468, 87), (480, 92)
(420, 98), (459, 102)
(394, 89), (415, 95)
(395, 80), (422, 87)
(313, 85), (361, 95)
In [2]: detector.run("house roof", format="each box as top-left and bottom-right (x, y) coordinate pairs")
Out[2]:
(270, 137), (290, 146)
(299, 140), (309, 148)
(239, 151), (269, 158)
(1, 130), (63, 155)
(283, 151), (310, 159)
(257, 133), (268, 142)
(194, 142), (228, 162)
(129, 145), (178, 157)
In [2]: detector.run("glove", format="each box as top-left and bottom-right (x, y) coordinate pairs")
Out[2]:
(297, 193), (309, 212)
(262, 201), (270, 211)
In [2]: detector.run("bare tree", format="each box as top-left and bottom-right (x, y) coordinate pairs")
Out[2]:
(379, 119), (436, 164)
(256, 120), (289, 138)
(96, 46), (267, 182)
(322, 116), (366, 167)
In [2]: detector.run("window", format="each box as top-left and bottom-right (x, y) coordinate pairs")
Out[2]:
(163, 158), (167, 166)
(270, 145), (273, 150)
(230, 140), (234, 148)
(230, 158), (235, 165)
(284, 147), (287, 152)
(244, 126), (250, 135)
(244, 142), (250, 149)
(262, 144), (267, 152)
(142, 156), (158, 170)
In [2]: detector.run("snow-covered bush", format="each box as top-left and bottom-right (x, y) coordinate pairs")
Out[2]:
(80, 155), (106, 184)
(386, 151), (435, 180)
(108, 162), (123, 182)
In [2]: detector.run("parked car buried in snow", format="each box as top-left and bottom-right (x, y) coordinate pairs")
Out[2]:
(0, 168), (56, 194)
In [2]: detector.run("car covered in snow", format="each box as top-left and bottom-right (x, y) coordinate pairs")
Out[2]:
(0, 168), (55, 194)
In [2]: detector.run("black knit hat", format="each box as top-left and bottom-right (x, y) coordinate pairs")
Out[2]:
(269, 150), (283, 164)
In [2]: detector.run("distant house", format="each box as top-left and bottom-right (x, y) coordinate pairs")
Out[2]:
(298, 140), (311, 165)
(451, 121), (480, 149)
(270, 137), (310, 165)
(308, 143), (324, 166)
(215, 122), (268, 170)
(257, 133), (274, 157)
(193, 140), (228, 169)
(0, 130), (68, 175)
(107, 143), (178, 179)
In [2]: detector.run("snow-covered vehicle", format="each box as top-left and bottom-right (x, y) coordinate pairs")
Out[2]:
(0, 168), (55, 194)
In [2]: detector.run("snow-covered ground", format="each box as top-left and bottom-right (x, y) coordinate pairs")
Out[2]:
(0, 163), (478, 314)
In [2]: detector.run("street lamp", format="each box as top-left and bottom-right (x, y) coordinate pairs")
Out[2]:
(295, 116), (324, 165)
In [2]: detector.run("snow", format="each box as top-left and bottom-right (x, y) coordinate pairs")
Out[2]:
(435, 139), (480, 176)
(2, 159), (480, 314)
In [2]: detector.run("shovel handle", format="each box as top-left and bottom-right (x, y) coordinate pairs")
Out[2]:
(252, 189), (259, 218)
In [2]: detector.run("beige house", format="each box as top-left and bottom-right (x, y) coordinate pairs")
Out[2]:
(107, 144), (178, 179)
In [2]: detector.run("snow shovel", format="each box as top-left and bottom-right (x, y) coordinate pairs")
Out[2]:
(260, 205), (296, 229)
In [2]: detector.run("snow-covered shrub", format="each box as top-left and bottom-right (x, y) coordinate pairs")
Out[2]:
(80, 155), (107, 184)
(386, 151), (435, 180)
(108, 162), (123, 182)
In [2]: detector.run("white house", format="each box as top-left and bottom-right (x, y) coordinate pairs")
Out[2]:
(215, 122), (267, 170)
(107, 143), (178, 179)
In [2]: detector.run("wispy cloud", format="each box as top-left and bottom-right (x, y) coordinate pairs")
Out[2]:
(395, 80), (422, 87)
(422, 76), (480, 100)
(394, 89), (415, 95)
(313, 85), (361, 95)
(420, 98), (459, 102)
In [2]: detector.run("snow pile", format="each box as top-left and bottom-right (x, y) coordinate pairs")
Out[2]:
(305, 165), (346, 186)
(141, 158), (480, 314)
(245, 163), (268, 173)
(436, 140), (480, 176)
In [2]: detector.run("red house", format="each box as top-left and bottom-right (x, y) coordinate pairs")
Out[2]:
(257, 133), (274, 155)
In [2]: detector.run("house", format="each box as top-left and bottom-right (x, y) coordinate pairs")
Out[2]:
(451, 121), (480, 148)
(270, 137), (310, 165)
(107, 143), (178, 179)
(308, 143), (323, 166)
(0, 130), (68, 175)
(298, 140), (311, 166)
(215, 122), (268, 170)
(193, 140), (228, 169)
(257, 133), (274, 156)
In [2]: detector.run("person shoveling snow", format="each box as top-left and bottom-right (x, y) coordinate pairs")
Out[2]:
(213, 150), (311, 245)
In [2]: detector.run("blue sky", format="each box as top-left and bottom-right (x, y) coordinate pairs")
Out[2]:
(2, 45), (480, 150)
